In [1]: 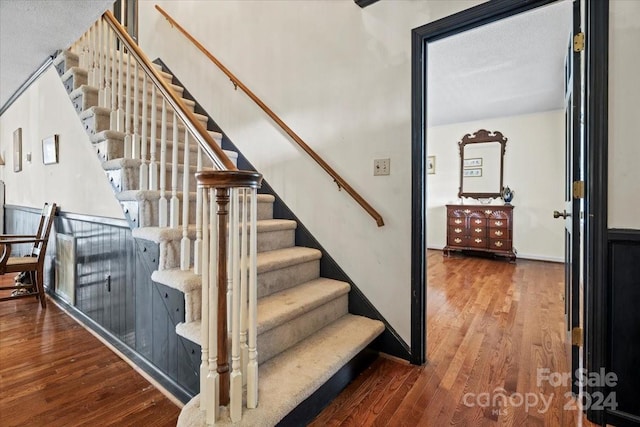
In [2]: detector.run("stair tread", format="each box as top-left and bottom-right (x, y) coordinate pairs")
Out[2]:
(175, 277), (350, 344)
(117, 189), (197, 201)
(132, 218), (295, 244)
(79, 105), (209, 124)
(177, 314), (384, 427)
(257, 246), (321, 274)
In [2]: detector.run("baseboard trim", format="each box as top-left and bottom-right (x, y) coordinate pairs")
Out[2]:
(276, 348), (378, 426)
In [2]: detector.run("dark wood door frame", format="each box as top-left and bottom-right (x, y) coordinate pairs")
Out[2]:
(411, 6), (608, 424)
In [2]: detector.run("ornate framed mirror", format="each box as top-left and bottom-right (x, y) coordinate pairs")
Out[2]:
(458, 129), (507, 199)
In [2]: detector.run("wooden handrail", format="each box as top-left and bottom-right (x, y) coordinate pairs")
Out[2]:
(102, 11), (237, 171)
(155, 5), (385, 227)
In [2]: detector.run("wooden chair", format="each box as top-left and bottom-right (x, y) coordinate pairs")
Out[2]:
(0, 203), (57, 308)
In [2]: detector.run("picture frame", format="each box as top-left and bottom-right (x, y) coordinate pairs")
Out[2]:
(427, 155), (436, 174)
(463, 168), (483, 177)
(13, 128), (22, 172)
(42, 134), (59, 165)
(463, 157), (483, 168)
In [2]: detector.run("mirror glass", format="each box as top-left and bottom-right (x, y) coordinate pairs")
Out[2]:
(458, 129), (507, 199)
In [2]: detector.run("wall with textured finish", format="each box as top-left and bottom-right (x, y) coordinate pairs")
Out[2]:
(139, 0), (483, 344)
(0, 67), (123, 219)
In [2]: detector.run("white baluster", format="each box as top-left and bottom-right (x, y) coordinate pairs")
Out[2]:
(132, 61), (140, 160)
(239, 188), (249, 383)
(230, 188), (242, 422)
(91, 21), (99, 87)
(180, 131), (191, 271)
(247, 187), (259, 409)
(97, 23), (104, 106)
(149, 86), (158, 191)
(102, 26), (112, 109)
(194, 146), (203, 275)
(170, 114), (180, 228)
(139, 73), (148, 190)
(123, 49), (132, 159)
(112, 44), (125, 131)
(158, 100), (168, 227)
(207, 187), (220, 423)
(199, 187), (210, 412)
(109, 31), (118, 130)
(87, 22), (95, 86)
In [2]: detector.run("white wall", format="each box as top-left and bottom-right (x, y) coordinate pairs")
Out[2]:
(427, 111), (565, 262)
(0, 67), (124, 219)
(138, 0), (484, 343)
(609, 0), (640, 229)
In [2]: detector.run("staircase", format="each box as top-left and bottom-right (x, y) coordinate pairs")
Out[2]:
(53, 13), (384, 426)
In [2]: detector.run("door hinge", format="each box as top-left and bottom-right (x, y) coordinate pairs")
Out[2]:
(572, 327), (583, 347)
(573, 181), (585, 199)
(574, 32), (585, 52)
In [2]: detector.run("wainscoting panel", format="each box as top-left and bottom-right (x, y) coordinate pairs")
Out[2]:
(3, 205), (199, 403)
(607, 229), (640, 426)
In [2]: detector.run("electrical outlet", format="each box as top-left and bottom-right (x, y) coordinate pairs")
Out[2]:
(374, 158), (390, 176)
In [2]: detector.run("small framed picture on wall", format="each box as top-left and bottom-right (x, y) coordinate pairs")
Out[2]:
(13, 128), (22, 172)
(42, 135), (59, 165)
(427, 155), (436, 174)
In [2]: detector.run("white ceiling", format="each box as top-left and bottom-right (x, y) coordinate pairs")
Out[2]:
(1, 0), (572, 123)
(0, 0), (114, 110)
(427, 0), (573, 127)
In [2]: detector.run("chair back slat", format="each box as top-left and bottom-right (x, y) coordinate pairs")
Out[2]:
(29, 203), (56, 259)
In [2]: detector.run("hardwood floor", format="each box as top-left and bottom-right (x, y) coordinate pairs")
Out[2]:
(311, 251), (599, 427)
(0, 276), (180, 427)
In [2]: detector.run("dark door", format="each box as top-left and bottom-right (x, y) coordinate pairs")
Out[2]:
(557, 0), (583, 397)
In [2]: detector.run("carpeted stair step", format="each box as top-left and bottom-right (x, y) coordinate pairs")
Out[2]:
(176, 278), (350, 364)
(79, 101), (208, 136)
(133, 218), (296, 271)
(256, 246), (322, 298)
(117, 189), (198, 227)
(176, 314), (385, 427)
(61, 67), (88, 93)
(90, 129), (223, 163)
(69, 82), (193, 115)
(53, 50), (79, 76)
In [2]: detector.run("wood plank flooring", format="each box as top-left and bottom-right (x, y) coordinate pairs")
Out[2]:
(311, 251), (599, 427)
(0, 276), (180, 427)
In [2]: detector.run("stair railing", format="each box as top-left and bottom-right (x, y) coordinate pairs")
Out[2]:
(155, 5), (385, 227)
(71, 11), (262, 423)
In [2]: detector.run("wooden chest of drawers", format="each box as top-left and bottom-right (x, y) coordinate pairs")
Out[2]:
(444, 204), (516, 261)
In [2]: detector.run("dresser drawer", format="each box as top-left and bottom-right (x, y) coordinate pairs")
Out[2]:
(470, 226), (487, 237)
(489, 228), (510, 239)
(447, 235), (468, 247)
(489, 219), (508, 228)
(448, 226), (466, 236)
(470, 217), (486, 227)
(448, 217), (466, 226)
(490, 239), (512, 251)
(468, 236), (488, 248)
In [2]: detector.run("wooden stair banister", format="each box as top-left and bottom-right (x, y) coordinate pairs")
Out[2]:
(102, 10), (237, 172)
(154, 5), (385, 227)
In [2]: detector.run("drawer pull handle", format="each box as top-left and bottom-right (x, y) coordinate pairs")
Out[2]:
(454, 238), (462, 243)
(454, 219), (462, 224)
(475, 219), (483, 224)
(495, 230), (503, 236)
(475, 238), (482, 243)
(495, 241), (503, 247)
(475, 228), (482, 233)
(485, 210), (493, 215)
(495, 221), (503, 226)
(454, 228), (462, 233)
